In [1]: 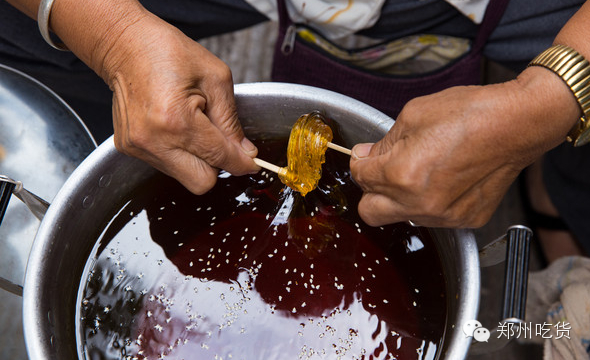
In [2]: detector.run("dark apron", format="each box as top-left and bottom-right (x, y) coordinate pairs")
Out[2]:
(272, 0), (510, 118)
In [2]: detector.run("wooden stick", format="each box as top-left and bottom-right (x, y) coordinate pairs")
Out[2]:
(327, 142), (352, 156)
(254, 158), (283, 174)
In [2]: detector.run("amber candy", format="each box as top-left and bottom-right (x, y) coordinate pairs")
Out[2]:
(278, 111), (333, 196)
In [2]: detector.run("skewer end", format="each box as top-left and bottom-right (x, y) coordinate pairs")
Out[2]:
(254, 158), (283, 174)
(327, 142), (352, 156)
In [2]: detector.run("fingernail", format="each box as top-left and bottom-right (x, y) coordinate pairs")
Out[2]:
(241, 137), (257, 156)
(352, 143), (373, 160)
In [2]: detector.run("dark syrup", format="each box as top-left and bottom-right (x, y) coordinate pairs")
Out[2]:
(77, 139), (446, 360)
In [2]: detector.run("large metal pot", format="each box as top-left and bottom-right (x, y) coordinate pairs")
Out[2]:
(17, 82), (522, 359)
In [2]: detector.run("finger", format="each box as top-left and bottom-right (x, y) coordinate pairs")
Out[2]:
(357, 192), (443, 228)
(357, 192), (407, 227)
(112, 102), (220, 195)
(157, 148), (220, 195)
(359, 192), (463, 228)
(350, 142), (412, 196)
(183, 108), (257, 176)
(200, 63), (258, 160)
(350, 143), (389, 192)
(369, 126), (400, 156)
(349, 122), (409, 193)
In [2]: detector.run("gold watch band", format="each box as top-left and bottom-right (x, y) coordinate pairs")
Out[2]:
(528, 44), (590, 146)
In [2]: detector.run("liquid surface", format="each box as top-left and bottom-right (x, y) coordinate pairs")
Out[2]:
(278, 112), (333, 196)
(77, 139), (446, 360)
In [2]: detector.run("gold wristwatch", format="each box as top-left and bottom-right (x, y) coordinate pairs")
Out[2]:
(528, 44), (590, 146)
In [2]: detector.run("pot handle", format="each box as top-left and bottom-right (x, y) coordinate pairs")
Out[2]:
(0, 175), (49, 296)
(0, 178), (16, 227)
(470, 225), (533, 354)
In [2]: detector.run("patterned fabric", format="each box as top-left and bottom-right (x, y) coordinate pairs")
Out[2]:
(244, 0), (491, 39)
(294, 28), (471, 75)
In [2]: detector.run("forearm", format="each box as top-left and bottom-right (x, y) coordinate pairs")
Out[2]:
(5, 0), (152, 84)
(512, 1), (590, 149)
(554, 1), (590, 60)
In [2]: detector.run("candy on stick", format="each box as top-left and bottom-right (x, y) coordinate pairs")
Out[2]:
(254, 111), (350, 196)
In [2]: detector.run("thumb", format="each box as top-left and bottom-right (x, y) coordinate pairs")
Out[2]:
(202, 85), (258, 172)
(350, 142), (390, 193)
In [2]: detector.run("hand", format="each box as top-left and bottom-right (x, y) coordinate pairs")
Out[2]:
(101, 13), (258, 194)
(350, 68), (580, 228)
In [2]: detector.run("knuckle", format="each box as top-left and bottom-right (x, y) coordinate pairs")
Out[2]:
(350, 168), (371, 190)
(113, 134), (125, 153)
(125, 126), (152, 152)
(467, 210), (493, 228)
(358, 194), (399, 227)
(114, 130), (142, 156)
(199, 141), (231, 168)
(386, 161), (424, 195)
(182, 161), (220, 195)
(358, 201), (380, 226)
(208, 61), (233, 85)
(189, 174), (217, 195)
(421, 193), (449, 219)
(398, 97), (424, 118)
(216, 63), (233, 83)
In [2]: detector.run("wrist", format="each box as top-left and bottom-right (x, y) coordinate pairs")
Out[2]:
(48, 0), (150, 80)
(528, 44), (590, 146)
(512, 65), (582, 147)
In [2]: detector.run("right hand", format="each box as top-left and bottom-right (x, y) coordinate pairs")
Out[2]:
(101, 12), (258, 194)
(350, 66), (581, 228)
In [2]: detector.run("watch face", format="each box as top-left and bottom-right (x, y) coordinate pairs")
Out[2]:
(573, 116), (590, 147)
(575, 130), (590, 146)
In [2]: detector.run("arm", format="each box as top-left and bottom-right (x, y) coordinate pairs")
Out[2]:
(6, 0), (259, 195)
(350, 2), (590, 227)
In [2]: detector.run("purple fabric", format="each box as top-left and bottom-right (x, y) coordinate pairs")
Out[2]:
(271, 0), (510, 118)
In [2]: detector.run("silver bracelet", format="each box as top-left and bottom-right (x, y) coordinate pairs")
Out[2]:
(37, 0), (69, 51)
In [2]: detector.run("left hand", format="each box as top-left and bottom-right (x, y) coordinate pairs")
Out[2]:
(350, 68), (579, 228)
